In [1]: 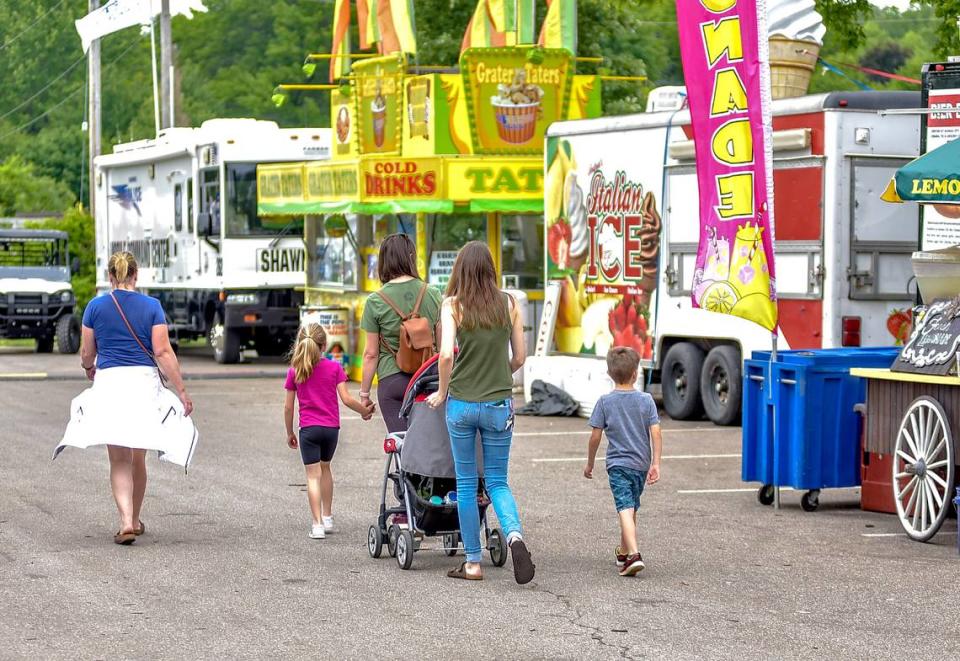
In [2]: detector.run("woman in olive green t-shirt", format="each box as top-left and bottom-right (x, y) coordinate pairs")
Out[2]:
(425, 241), (534, 585)
(359, 233), (441, 433)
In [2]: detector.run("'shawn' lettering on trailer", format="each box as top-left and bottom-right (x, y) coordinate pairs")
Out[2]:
(256, 247), (305, 273)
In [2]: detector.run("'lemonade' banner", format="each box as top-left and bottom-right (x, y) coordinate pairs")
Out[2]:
(676, 0), (778, 331)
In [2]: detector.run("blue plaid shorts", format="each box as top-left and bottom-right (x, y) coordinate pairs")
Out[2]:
(607, 466), (648, 512)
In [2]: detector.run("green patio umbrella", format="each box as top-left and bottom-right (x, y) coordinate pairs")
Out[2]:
(882, 137), (960, 217)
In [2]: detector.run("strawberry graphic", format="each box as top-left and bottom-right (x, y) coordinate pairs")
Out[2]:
(547, 220), (572, 270)
(608, 293), (654, 359)
(886, 308), (912, 346)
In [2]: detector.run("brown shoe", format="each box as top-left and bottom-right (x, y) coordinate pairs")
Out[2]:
(114, 531), (136, 545)
(446, 563), (483, 581)
(134, 520), (145, 536)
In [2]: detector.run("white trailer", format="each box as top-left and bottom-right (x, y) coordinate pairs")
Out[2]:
(529, 91), (922, 423)
(94, 119), (330, 362)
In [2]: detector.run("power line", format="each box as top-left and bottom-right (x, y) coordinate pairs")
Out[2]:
(0, 85), (85, 142)
(0, 37), (142, 142)
(0, 54), (87, 123)
(0, 0), (70, 52)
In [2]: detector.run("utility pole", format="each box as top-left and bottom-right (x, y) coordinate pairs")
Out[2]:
(160, 0), (173, 129)
(88, 0), (101, 217)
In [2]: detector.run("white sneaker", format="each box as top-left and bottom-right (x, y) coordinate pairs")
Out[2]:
(322, 516), (334, 533)
(309, 523), (326, 539)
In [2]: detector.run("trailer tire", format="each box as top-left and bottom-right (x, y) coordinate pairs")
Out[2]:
(56, 314), (81, 354)
(700, 345), (742, 426)
(36, 336), (54, 353)
(661, 343), (705, 420)
(210, 314), (241, 364)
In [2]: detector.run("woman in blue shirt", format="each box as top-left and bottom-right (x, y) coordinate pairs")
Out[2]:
(78, 251), (192, 545)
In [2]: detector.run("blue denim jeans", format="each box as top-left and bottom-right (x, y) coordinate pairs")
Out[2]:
(445, 396), (522, 563)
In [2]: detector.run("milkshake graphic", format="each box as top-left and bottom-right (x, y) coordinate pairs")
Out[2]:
(371, 79), (387, 148)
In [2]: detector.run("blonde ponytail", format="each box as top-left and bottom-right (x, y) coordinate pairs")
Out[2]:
(108, 251), (138, 285)
(291, 322), (327, 383)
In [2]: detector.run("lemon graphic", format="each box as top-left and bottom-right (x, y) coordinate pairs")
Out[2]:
(701, 282), (740, 314)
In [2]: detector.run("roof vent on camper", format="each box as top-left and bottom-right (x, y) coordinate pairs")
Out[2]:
(646, 86), (687, 113)
(201, 144), (219, 167)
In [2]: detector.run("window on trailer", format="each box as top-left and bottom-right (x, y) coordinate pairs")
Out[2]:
(224, 163), (303, 237)
(305, 214), (359, 290)
(501, 214), (544, 290)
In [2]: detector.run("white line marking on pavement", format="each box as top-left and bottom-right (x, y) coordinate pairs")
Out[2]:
(515, 427), (727, 437)
(533, 453), (740, 463)
(0, 372), (48, 378)
(861, 533), (905, 538)
(677, 487), (795, 494)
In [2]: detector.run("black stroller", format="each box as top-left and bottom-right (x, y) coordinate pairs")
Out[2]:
(367, 355), (509, 570)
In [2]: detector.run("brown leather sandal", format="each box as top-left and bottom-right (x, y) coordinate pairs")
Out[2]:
(114, 531), (136, 545)
(446, 562), (483, 581)
(134, 520), (145, 536)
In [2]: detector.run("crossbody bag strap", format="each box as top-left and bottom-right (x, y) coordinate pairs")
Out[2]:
(109, 292), (167, 383)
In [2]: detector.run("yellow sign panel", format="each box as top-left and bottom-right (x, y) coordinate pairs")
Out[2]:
(258, 163), (305, 207)
(360, 158), (443, 199)
(305, 162), (360, 202)
(446, 158), (543, 201)
(331, 88), (358, 160)
(402, 75), (436, 156)
(354, 54), (405, 155)
(461, 48), (573, 155)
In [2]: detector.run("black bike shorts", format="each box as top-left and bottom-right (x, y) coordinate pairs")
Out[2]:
(299, 425), (339, 465)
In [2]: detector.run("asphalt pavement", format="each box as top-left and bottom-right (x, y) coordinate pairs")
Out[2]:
(1, 371), (959, 660)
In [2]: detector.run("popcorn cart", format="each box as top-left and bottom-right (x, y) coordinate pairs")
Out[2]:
(852, 62), (960, 542)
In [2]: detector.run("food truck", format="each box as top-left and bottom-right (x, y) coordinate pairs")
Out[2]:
(526, 90), (923, 423)
(257, 48), (601, 378)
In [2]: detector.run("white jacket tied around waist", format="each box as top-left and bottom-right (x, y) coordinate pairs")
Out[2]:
(55, 366), (198, 470)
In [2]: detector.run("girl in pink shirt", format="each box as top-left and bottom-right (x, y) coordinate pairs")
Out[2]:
(284, 322), (375, 539)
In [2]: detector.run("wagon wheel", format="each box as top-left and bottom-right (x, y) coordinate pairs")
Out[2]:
(892, 396), (956, 542)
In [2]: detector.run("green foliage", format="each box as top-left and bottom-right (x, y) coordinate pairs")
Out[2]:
(809, 3), (938, 94)
(0, 156), (75, 216)
(26, 207), (96, 309)
(931, 0), (960, 57)
(814, 0), (873, 52)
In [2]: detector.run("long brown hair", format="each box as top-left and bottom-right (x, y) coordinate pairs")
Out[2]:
(290, 322), (327, 383)
(378, 233), (419, 283)
(445, 241), (508, 330)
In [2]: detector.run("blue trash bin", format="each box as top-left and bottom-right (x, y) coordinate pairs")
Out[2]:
(741, 347), (900, 509)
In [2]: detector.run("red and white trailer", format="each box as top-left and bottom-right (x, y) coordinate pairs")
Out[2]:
(527, 91), (922, 424)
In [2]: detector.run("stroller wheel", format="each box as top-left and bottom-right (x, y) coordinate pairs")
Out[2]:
(387, 524), (400, 557)
(443, 532), (460, 557)
(488, 528), (508, 567)
(367, 525), (384, 559)
(396, 530), (415, 570)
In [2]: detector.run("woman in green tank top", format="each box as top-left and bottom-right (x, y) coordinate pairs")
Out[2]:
(426, 241), (535, 584)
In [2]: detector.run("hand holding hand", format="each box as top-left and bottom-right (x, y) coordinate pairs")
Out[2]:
(583, 463), (594, 479)
(360, 401), (376, 421)
(647, 463), (660, 485)
(287, 432), (298, 449)
(426, 391), (446, 409)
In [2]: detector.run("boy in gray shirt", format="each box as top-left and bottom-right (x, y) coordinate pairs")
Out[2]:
(584, 347), (662, 576)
